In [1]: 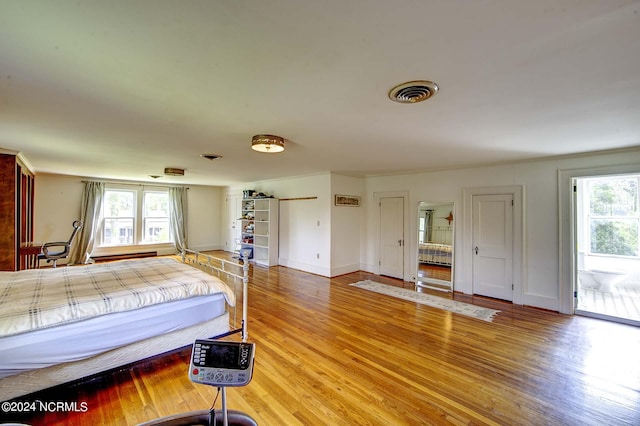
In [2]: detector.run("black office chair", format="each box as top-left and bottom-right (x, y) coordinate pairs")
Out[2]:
(39, 220), (83, 268)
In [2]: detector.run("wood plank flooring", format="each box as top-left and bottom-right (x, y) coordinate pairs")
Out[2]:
(418, 263), (452, 282)
(4, 254), (640, 425)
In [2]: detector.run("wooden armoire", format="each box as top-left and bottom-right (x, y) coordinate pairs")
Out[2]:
(0, 152), (35, 271)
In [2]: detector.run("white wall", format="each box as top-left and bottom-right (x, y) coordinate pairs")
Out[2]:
(232, 172), (365, 277)
(35, 147), (640, 313)
(187, 185), (225, 252)
(33, 174), (223, 262)
(34, 174), (84, 244)
(364, 148), (640, 312)
(330, 174), (365, 276)
(235, 173), (333, 276)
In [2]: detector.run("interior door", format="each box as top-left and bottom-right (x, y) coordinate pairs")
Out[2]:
(225, 194), (242, 253)
(472, 194), (513, 301)
(380, 196), (404, 279)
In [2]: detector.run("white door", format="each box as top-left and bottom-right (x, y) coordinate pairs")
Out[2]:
(225, 195), (242, 253)
(380, 197), (404, 279)
(472, 194), (513, 301)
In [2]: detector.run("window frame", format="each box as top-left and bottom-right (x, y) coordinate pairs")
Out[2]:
(141, 190), (171, 244)
(97, 185), (173, 253)
(586, 176), (640, 258)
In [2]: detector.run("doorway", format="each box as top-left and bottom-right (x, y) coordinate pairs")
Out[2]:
(225, 194), (242, 254)
(463, 186), (523, 304)
(472, 194), (514, 301)
(574, 175), (640, 325)
(379, 196), (404, 279)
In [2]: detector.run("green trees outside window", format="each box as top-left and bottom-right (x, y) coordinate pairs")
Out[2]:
(589, 178), (639, 257)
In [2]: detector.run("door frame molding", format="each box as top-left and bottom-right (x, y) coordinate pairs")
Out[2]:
(373, 191), (409, 280)
(558, 164), (640, 315)
(223, 190), (243, 253)
(462, 185), (523, 305)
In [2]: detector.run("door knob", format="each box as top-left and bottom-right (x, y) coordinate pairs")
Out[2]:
(474, 246), (479, 255)
(398, 239), (403, 246)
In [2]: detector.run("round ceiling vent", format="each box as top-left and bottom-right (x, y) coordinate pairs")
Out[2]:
(388, 80), (439, 104)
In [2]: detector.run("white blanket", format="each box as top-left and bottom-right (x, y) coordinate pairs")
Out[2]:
(0, 257), (235, 337)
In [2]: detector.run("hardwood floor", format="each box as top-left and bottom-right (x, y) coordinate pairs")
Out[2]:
(418, 262), (451, 282)
(5, 254), (640, 425)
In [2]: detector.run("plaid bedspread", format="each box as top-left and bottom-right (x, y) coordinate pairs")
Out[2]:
(0, 257), (235, 337)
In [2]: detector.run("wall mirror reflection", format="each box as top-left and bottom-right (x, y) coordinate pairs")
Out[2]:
(417, 201), (454, 291)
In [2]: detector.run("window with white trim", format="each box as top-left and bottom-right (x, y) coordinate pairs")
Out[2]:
(587, 176), (639, 257)
(101, 187), (171, 247)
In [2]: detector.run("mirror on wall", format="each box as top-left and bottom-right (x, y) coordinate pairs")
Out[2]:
(417, 201), (454, 291)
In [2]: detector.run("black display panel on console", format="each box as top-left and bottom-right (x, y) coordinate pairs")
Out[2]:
(189, 339), (255, 387)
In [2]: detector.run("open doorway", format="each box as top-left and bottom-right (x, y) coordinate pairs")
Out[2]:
(574, 175), (640, 325)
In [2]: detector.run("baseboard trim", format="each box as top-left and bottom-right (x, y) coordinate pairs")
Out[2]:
(91, 252), (157, 263)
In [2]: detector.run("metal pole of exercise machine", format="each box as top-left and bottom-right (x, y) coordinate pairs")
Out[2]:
(219, 252), (250, 426)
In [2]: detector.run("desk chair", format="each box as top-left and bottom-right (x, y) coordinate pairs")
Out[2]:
(39, 220), (83, 268)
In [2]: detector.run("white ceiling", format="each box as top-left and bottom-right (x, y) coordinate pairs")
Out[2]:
(1, 1), (639, 186)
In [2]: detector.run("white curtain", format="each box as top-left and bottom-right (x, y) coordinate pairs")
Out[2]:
(169, 186), (188, 253)
(69, 181), (105, 264)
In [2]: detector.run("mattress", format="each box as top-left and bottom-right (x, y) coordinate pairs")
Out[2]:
(0, 313), (230, 402)
(0, 293), (226, 379)
(418, 242), (453, 265)
(0, 257), (235, 337)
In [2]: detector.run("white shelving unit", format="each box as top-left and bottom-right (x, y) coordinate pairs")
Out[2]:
(240, 198), (279, 266)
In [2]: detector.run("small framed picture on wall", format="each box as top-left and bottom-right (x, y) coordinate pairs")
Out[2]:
(335, 195), (360, 207)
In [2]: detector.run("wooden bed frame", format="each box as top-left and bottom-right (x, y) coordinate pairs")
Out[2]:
(0, 249), (249, 402)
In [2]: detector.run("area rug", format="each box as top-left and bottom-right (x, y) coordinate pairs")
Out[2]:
(350, 280), (500, 322)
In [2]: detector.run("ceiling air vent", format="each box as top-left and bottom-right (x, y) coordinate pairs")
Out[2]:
(388, 80), (439, 104)
(201, 154), (222, 160)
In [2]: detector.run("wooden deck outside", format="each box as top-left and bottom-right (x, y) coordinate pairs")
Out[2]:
(577, 283), (640, 324)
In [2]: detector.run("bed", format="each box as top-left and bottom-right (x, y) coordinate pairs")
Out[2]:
(0, 249), (248, 402)
(418, 242), (453, 266)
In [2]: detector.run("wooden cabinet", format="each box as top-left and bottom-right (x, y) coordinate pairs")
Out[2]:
(240, 198), (278, 266)
(0, 153), (35, 271)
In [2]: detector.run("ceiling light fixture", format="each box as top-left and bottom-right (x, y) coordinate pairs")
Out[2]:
(251, 134), (285, 153)
(388, 80), (439, 103)
(164, 167), (185, 176)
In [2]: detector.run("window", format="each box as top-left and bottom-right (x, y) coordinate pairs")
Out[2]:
(418, 216), (426, 244)
(142, 191), (170, 243)
(101, 187), (171, 247)
(587, 176), (639, 257)
(103, 190), (135, 245)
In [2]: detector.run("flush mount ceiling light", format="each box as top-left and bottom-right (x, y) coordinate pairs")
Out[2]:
(164, 167), (185, 176)
(388, 80), (439, 104)
(251, 134), (285, 153)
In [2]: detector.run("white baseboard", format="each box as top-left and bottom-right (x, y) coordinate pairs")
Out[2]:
(278, 258), (331, 277)
(330, 263), (360, 277)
